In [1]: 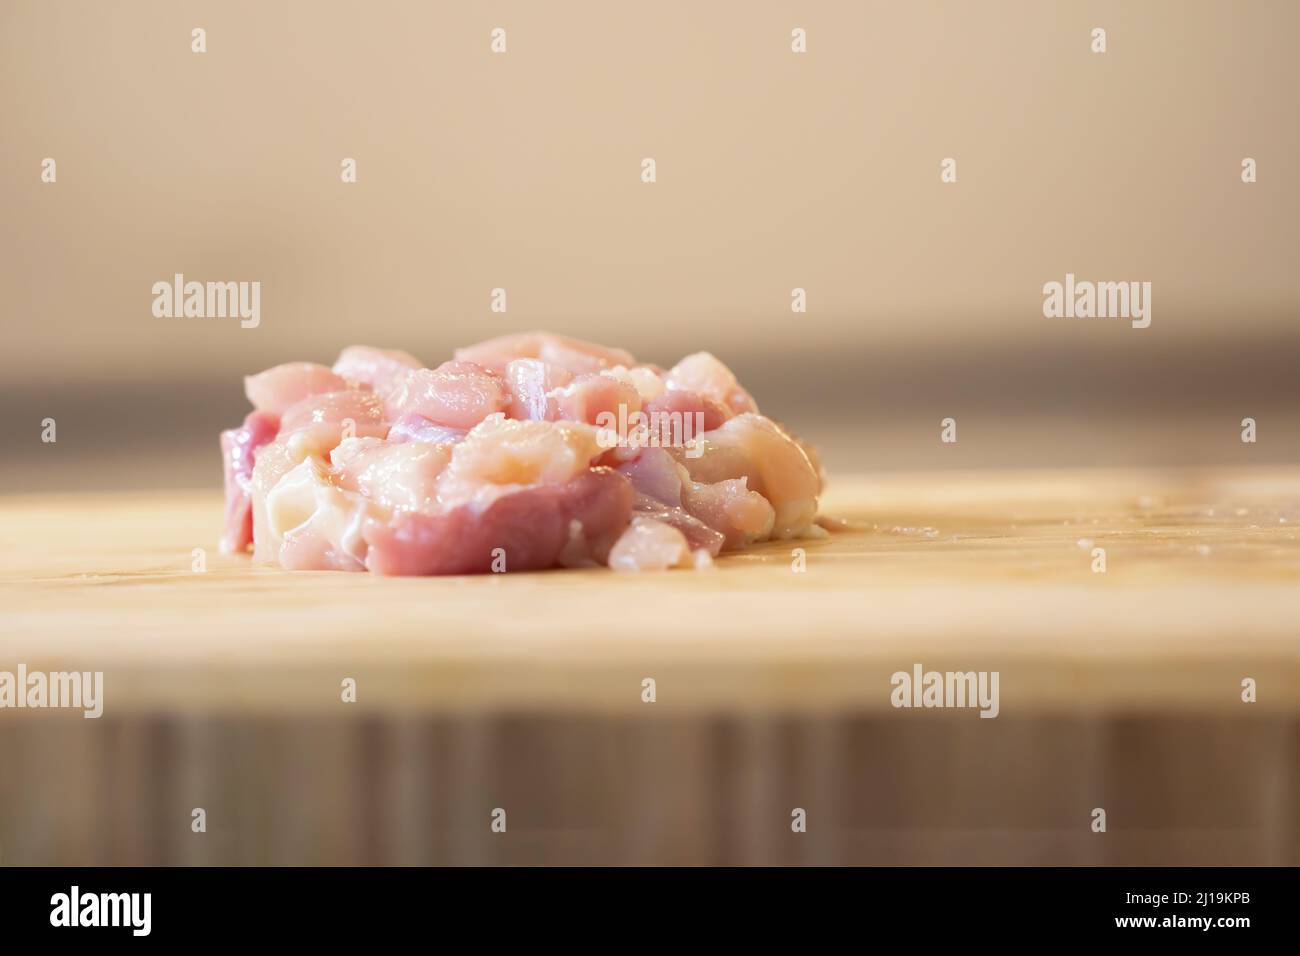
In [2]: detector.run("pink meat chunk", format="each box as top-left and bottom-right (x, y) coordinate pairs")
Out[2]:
(247, 422), (354, 563)
(503, 358), (573, 421)
(619, 447), (769, 550)
(676, 413), (822, 538)
(643, 388), (731, 434)
(384, 361), (510, 430)
(279, 389), (388, 435)
(629, 493), (725, 556)
(553, 372), (642, 426)
(245, 362), (349, 414)
(608, 517), (695, 571)
(386, 413), (467, 445)
(330, 437), (453, 513)
(220, 334), (824, 574)
(680, 476), (775, 548)
(331, 345), (423, 393)
(219, 409), (280, 554)
(363, 468), (633, 575)
(455, 331), (636, 375)
(618, 447), (684, 506)
(664, 352), (758, 415)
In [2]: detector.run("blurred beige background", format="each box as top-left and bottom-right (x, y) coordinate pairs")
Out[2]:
(2, 0), (1297, 488)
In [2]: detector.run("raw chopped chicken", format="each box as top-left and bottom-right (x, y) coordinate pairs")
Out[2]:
(279, 389), (386, 434)
(331, 345), (423, 392)
(454, 331), (635, 375)
(219, 333), (825, 574)
(608, 517), (695, 571)
(218, 410), (280, 554)
(383, 361), (510, 429)
(244, 362), (348, 414)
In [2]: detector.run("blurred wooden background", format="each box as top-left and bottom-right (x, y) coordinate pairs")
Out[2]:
(1, 712), (1294, 865)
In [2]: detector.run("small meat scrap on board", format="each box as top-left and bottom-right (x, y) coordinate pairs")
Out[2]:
(218, 332), (824, 574)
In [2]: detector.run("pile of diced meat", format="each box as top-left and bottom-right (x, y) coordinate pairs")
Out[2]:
(219, 332), (824, 574)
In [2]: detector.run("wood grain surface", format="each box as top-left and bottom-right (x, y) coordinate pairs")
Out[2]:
(2, 467), (1298, 865)
(2, 467), (1297, 715)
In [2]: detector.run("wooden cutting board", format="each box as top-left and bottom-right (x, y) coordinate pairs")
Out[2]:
(2, 467), (1298, 716)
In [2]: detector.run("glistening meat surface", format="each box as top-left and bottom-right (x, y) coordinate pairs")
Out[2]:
(218, 332), (825, 574)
